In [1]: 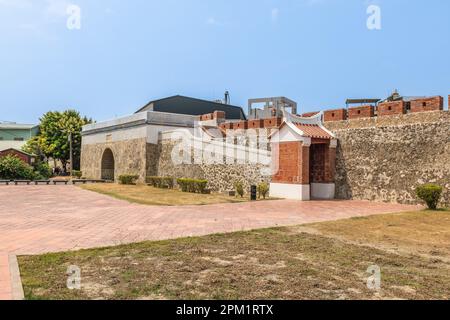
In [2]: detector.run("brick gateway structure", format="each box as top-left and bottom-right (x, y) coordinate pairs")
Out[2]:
(269, 113), (337, 200)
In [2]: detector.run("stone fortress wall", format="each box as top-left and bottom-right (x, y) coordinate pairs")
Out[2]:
(81, 95), (450, 206)
(320, 96), (450, 207)
(156, 136), (272, 193)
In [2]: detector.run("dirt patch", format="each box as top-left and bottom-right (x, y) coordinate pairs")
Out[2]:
(19, 210), (450, 300)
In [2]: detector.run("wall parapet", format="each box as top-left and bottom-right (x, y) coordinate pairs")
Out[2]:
(324, 110), (449, 131)
(318, 94), (448, 123)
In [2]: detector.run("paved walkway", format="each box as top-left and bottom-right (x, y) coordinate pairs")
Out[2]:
(0, 185), (421, 299)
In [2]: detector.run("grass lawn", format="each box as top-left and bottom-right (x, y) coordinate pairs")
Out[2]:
(79, 184), (261, 206)
(19, 210), (450, 300)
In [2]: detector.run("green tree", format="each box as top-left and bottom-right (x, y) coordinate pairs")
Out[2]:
(22, 135), (45, 161)
(0, 155), (34, 180)
(33, 110), (93, 172)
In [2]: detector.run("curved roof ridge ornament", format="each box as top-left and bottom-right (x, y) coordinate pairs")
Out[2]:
(282, 110), (323, 126)
(281, 110), (336, 139)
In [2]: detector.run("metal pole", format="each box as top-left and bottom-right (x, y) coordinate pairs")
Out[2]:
(69, 132), (73, 176)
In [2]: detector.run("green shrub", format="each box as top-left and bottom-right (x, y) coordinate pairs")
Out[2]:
(119, 174), (139, 185)
(234, 181), (244, 198)
(163, 177), (174, 189)
(147, 176), (174, 189)
(187, 179), (197, 193)
(183, 179), (196, 193)
(34, 161), (52, 179)
(177, 178), (189, 192)
(0, 155), (34, 180)
(257, 182), (270, 199)
(146, 176), (156, 186)
(177, 178), (208, 193)
(416, 184), (443, 210)
(195, 180), (208, 194)
(154, 177), (163, 188)
(72, 170), (82, 178)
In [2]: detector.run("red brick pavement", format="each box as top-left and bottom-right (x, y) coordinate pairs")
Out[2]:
(0, 186), (422, 299)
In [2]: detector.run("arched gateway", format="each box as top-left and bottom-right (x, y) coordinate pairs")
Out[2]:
(101, 148), (115, 181)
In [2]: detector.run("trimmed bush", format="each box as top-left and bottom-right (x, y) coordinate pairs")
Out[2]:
(195, 180), (208, 194)
(234, 181), (244, 198)
(119, 174), (139, 185)
(163, 177), (174, 189)
(177, 178), (209, 194)
(72, 170), (82, 179)
(416, 184), (443, 210)
(257, 182), (270, 199)
(147, 176), (174, 189)
(177, 178), (189, 192)
(0, 155), (34, 180)
(154, 177), (163, 188)
(146, 176), (156, 186)
(187, 179), (196, 193)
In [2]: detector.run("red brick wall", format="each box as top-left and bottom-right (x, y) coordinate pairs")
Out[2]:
(264, 117), (282, 128)
(377, 101), (406, 117)
(200, 113), (213, 121)
(324, 109), (347, 122)
(302, 111), (319, 118)
(0, 150), (31, 164)
(219, 123), (235, 130)
(247, 120), (264, 129)
(272, 142), (309, 184)
(213, 111), (226, 120)
(410, 96), (444, 113)
(348, 105), (375, 119)
(201, 111), (226, 121)
(234, 121), (248, 130)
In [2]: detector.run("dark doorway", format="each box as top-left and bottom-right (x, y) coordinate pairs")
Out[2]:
(309, 144), (326, 184)
(101, 148), (115, 181)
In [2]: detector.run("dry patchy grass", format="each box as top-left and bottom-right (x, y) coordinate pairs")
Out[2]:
(79, 184), (253, 206)
(306, 210), (450, 262)
(19, 210), (450, 300)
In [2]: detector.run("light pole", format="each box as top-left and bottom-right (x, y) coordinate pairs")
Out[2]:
(68, 132), (73, 177)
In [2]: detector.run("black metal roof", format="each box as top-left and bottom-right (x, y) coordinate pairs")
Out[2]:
(136, 95), (246, 120)
(346, 98), (381, 105)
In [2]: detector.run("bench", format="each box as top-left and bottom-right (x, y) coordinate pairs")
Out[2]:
(88, 179), (107, 184)
(72, 179), (88, 185)
(72, 179), (107, 185)
(0, 180), (12, 185)
(34, 180), (51, 185)
(14, 180), (32, 185)
(53, 180), (69, 185)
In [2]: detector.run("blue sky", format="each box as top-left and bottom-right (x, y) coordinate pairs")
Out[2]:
(0, 0), (449, 123)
